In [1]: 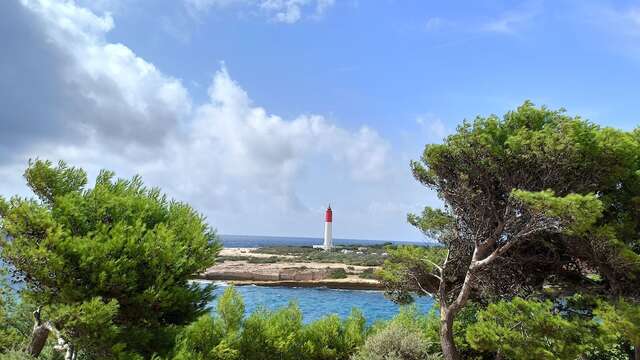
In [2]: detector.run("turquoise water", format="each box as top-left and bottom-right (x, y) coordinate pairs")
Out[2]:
(4, 234), (436, 323)
(213, 235), (435, 323)
(209, 282), (434, 324)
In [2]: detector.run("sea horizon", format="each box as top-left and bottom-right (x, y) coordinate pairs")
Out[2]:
(219, 233), (435, 248)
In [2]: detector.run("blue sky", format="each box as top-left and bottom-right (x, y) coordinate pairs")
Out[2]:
(1, 0), (639, 242)
(104, 0), (640, 130)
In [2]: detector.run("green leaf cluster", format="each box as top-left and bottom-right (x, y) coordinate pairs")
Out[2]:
(595, 299), (640, 349)
(510, 190), (603, 234)
(406, 101), (640, 299)
(172, 286), (367, 360)
(0, 270), (23, 352)
(0, 160), (221, 358)
(466, 298), (599, 360)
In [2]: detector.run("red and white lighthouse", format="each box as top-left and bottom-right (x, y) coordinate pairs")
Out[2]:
(323, 205), (333, 250)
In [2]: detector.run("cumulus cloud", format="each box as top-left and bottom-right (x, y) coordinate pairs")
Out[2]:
(1, 0), (389, 235)
(166, 66), (389, 210)
(184, 0), (335, 23)
(1, 0), (191, 164)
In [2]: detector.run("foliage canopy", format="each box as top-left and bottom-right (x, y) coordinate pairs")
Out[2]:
(0, 160), (220, 357)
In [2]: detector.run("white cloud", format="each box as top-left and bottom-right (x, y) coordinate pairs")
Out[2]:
(588, 4), (640, 38)
(481, 10), (536, 34)
(2, 0), (392, 237)
(416, 114), (448, 141)
(184, 0), (335, 23)
(480, 2), (540, 35)
(577, 3), (640, 59)
(16, 0), (191, 153)
(423, 2), (539, 36)
(314, 0), (334, 16)
(170, 66), (390, 207)
(424, 17), (445, 31)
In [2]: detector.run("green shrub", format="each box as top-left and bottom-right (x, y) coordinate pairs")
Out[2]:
(300, 309), (366, 360)
(466, 297), (595, 360)
(351, 322), (436, 360)
(0, 351), (35, 360)
(358, 268), (378, 280)
(217, 287), (244, 333)
(171, 290), (366, 360)
(239, 303), (303, 360)
(329, 268), (348, 279)
(253, 246), (390, 266)
(173, 315), (225, 360)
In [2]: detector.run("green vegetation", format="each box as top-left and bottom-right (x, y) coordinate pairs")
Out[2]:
(595, 299), (640, 359)
(0, 270), (25, 353)
(467, 298), (598, 360)
(352, 322), (433, 360)
(358, 268), (378, 280)
(2, 101), (640, 359)
(0, 160), (220, 359)
(173, 286), (367, 360)
(329, 268), (348, 279)
(380, 101), (640, 359)
(242, 245), (393, 267)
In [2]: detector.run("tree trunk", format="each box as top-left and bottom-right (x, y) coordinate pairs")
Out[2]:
(26, 307), (50, 357)
(634, 344), (639, 360)
(27, 324), (50, 357)
(26, 306), (76, 359)
(440, 309), (459, 360)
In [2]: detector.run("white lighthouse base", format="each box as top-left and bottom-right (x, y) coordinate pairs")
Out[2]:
(323, 222), (333, 250)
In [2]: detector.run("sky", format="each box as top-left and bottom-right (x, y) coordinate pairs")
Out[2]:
(1, 0), (639, 242)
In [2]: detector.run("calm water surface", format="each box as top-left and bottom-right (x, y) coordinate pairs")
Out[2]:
(208, 282), (434, 324)
(212, 236), (435, 323)
(4, 235), (436, 323)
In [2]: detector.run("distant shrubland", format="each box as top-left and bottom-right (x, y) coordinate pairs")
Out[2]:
(218, 245), (397, 267)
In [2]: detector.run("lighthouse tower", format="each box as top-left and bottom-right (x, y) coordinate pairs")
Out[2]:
(323, 205), (333, 251)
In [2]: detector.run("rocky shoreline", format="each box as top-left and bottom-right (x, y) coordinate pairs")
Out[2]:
(197, 247), (383, 291)
(194, 277), (385, 291)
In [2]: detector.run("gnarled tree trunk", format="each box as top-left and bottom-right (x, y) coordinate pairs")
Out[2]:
(26, 306), (77, 360)
(27, 307), (50, 357)
(439, 309), (459, 360)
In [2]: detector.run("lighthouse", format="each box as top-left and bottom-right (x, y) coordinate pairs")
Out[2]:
(323, 205), (333, 250)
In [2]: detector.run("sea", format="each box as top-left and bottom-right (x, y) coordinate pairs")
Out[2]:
(209, 234), (435, 324)
(219, 234), (429, 248)
(2, 235), (436, 324)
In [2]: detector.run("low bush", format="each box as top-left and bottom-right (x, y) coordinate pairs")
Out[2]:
(173, 287), (367, 360)
(351, 322), (435, 360)
(358, 268), (378, 280)
(329, 268), (348, 279)
(253, 246), (392, 266)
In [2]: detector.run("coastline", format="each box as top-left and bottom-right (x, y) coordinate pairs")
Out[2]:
(194, 278), (385, 291)
(198, 247), (384, 291)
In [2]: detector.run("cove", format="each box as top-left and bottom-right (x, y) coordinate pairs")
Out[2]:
(208, 282), (434, 324)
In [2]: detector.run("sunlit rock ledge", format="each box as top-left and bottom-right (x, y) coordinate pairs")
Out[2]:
(195, 247), (383, 290)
